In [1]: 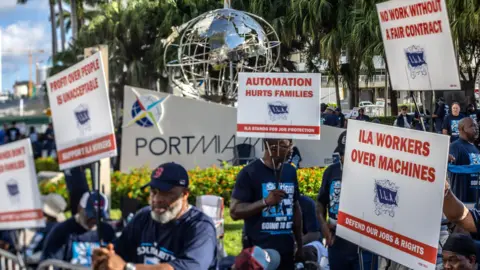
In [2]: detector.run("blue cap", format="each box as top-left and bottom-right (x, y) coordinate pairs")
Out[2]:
(143, 162), (189, 191)
(80, 191), (108, 219)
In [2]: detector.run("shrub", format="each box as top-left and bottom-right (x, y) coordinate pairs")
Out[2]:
(35, 157), (59, 173)
(39, 161), (325, 210)
(373, 116), (396, 126)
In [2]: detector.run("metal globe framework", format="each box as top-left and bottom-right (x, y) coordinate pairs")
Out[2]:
(163, 8), (281, 104)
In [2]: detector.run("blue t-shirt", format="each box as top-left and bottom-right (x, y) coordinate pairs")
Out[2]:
(114, 206), (217, 270)
(26, 221), (57, 256)
(449, 138), (480, 203)
(288, 147), (302, 168)
(442, 114), (465, 143)
(317, 162), (343, 222)
(232, 159), (300, 255)
(41, 217), (116, 266)
(468, 209), (480, 240)
(298, 195), (320, 236)
(323, 114), (339, 127)
(0, 129), (5, 145)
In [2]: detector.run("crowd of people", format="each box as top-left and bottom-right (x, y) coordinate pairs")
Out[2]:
(2, 100), (480, 270)
(0, 122), (56, 158)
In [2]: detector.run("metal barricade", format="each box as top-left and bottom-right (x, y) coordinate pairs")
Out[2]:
(37, 260), (89, 270)
(0, 249), (24, 270)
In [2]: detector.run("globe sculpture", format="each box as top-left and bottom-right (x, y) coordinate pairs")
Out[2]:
(163, 8), (281, 104)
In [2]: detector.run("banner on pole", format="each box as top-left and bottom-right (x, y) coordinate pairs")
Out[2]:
(236, 73), (321, 140)
(336, 120), (449, 270)
(376, 0), (460, 91)
(46, 51), (117, 170)
(0, 139), (45, 230)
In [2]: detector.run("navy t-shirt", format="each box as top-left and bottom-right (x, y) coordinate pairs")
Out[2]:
(442, 114), (465, 143)
(41, 217), (116, 266)
(324, 114), (339, 127)
(232, 159), (300, 255)
(317, 162), (343, 222)
(288, 147), (302, 168)
(114, 206), (217, 270)
(449, 138), (480, 203)
(467, 111), (480, 123)
(298, 195), (320, 236)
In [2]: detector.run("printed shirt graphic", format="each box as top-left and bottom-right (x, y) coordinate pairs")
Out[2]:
(71, 242), (100, 266)
(261, 182), (295, 233)
(232, 160), (300, 255)
(449, 138), (480, 202)
(328, 180), (342, 220)
(443, 114), (465, 143)
(114, 206), (217, 270)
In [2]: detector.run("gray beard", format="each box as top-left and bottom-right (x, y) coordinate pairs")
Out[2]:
(150, 198), (183, 224)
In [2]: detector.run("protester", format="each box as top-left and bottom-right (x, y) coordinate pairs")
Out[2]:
(335, 108), (345, 128)
(448, 117), (480, 202)
(393, 105), (413, 128)
(317, 130), (376, 269)
(466, 103), (480, 123)
(230, 138), (304, 269)
(92, 162), (217, 270)
(443, 102), (465, 143)
(26, 193), (67, 264)
(433, 97), (448, 133)
(0, 124), (6, 145)
(288, 146), (302, 169)
(29, 126), (41, 158)
(41, 191), (115, 266)
(299, 195), (327, 267)
(356, 108), (370, 121)
(44, 123), (55, 156)
(6, 121), (20, 142)
(323, 107), (339, 127)
(233, 246), (281, 270)
(442, 233), (477, 270)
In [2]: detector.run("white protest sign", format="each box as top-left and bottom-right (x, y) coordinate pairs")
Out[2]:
(0, 139), (45, 230)
(377, 0), (460, 91)
(46, 51), (117, 170)
(237, 73), (321, 140)
(336, 120), (449, 270)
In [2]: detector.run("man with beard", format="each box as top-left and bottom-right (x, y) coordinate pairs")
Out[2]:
(92, 162), (217, 270)
(230, 138), (304, 269)
(449, 117), (480, 203)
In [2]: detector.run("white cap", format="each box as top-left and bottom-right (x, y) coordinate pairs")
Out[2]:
(42, 193), (67, 222)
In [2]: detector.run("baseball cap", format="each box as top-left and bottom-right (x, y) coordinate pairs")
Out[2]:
(443, 233), (477, 257)
(42, 193), (67, 222)
(234, 246), (281, 270)
(79, 191), (108, 219)
(142, 162), (189, 192)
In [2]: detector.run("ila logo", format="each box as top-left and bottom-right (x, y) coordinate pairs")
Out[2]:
(74, 104), (92, 136)
(268, 101), (289, 122)
(405, 45), (428, 79)
(374, 180), (399, 217)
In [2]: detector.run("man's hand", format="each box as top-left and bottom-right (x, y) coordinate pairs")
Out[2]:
(321, 223), (334, 247)
(93, 244), (126, 270)
(0, 240), (9, 251)
(265, 189), (286, 206)
(448, 154), (455, 163)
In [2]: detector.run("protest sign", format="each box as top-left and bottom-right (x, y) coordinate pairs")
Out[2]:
(377, 0), (460, 91)
(0, 139), (45, 230)
(336, 120), (449, 270)
(46, 51), (117, 170)
(236, 73), (321, 140)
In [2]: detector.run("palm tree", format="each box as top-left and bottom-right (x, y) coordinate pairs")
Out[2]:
(58, 0), (66, 51)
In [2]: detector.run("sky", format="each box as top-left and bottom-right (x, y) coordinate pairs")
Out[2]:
(0, 0), (71, 92)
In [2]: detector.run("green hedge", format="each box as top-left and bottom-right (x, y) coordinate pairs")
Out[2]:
(37, 158), (325, 210)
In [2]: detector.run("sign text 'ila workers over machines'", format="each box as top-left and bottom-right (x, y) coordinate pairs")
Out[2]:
(337, 121), (449, 270)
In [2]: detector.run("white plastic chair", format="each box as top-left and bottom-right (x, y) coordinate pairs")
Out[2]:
(195, 195), (226, 258)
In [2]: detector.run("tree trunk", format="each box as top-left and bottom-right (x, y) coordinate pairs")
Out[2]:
(49, 0), (58, 56)
(58, 0), (66, 51)
(71, 0), (79, 40)
(334, 73), (341, 110)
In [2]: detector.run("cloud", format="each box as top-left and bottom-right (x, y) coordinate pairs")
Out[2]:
(0, 0), (17, 9)
(1, 21), (51, 54)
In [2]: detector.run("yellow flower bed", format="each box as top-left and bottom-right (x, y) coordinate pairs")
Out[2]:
(37, 158), (325, 209)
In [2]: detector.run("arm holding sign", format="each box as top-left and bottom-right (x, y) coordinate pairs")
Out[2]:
(316, 168), (333, 246)
(292, 178), (304, 261)
(443, 180), (478, 235)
